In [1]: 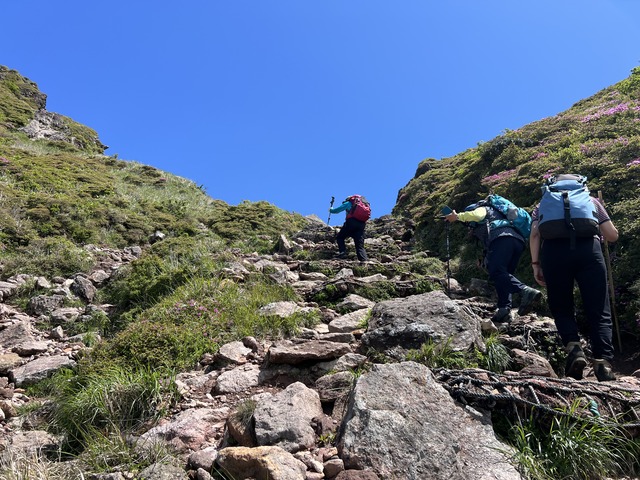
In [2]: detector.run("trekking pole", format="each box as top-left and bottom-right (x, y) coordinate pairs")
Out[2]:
(598, 191), (622, 353)
(326, 196), (335, 225)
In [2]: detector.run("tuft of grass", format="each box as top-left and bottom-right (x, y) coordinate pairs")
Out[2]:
(78, 428), (174, 475)
(478, 333), (511, 373)
(505, 402), (640, 480)
(234, 399), (257, 427)
(47, 365), (178, 451)
(0, 450), (84, 480)
(406, 337), (471, 369)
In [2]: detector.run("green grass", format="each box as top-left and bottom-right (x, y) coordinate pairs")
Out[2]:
(504, 402), (640, 480)
(405, 337), (471, 369)
(47, 366), (178, 451)
(478, 333), (512, 373)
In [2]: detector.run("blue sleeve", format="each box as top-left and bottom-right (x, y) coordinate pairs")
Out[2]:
(330, 201), (352, 214)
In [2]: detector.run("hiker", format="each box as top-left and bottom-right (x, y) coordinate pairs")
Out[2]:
(444, 195), (541, 323)
(529, 174), (619, 381)
(330, 195), (370, 261)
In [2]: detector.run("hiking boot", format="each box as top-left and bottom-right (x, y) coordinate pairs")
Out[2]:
(491, 307), (512, 323)
(517, 286), (542, 316)
(565, 342), (587, 380)
(593, 359), (616, 382)
(335, 252), (348, 259)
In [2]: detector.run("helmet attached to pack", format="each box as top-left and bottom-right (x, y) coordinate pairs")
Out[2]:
(544, 173), (587, 186)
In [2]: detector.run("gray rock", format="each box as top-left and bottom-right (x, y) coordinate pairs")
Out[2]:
(336, 294), (375, 312)
(71, 275), (97, 302)
(140, 407), (230, 453)
(27, 294), (66, 316)
(187, 446), (219, 471)
(315, 371), (354, 402)
(8, 430), (61, 455)
(254, 382), (323, 453)
(217, 340), (253, 365)
(268, 340), (351, 365)
(50, 307), (82, 325)
(137, 462), (187, 480)
(328, 309), (370, 333)
(361, 290), (484, 358)
(10, 355), (76, 387)
(338, 362), (522, 479)
(215, 364), (261, 394)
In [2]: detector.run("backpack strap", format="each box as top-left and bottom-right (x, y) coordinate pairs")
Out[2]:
(561, 191), (576, 248)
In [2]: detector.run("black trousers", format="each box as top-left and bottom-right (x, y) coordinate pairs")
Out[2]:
(336, 218), (368, 261)
(486, 235), (526, 309)
(541, 237), (614, 360)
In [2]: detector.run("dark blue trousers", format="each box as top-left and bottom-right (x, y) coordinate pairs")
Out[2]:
(486, 235), (526, 309)
(336, 218), (368, 261)
(541, 237), (614, 360)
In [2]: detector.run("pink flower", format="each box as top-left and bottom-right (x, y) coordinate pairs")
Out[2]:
(481, 169), (516, 185)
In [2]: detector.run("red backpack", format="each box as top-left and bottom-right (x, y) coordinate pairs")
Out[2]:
(347, 195), (371, 222)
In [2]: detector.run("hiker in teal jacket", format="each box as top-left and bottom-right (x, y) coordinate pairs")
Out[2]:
(330, 196), (369, 261)
(444, 202), (541, 323)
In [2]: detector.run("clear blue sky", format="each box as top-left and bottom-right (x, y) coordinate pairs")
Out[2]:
(3, 1), (639, 222)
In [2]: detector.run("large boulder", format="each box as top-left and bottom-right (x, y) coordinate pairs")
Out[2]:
(253, 382), (323, 453)
(361, 290), (484, 358)
(337, 362), (522, 480)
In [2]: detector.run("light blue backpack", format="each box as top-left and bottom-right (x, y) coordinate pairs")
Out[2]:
(538, 174), (599, 246)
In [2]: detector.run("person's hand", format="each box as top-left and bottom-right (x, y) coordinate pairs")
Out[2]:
(444, 211), (458, 223)
(532, 264), (546, 287)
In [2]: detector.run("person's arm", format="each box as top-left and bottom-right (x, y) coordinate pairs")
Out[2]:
(599, 220), (618, 243)
(330, 201), (352, 214)
(444, 206), (486, 223)
(529, 219), (546, 287)
(593, 197), (619, 243)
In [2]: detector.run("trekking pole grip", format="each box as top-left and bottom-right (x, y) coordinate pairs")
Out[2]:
(327, 196), (335, 225)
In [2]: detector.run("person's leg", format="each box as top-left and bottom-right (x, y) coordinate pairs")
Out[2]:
(574, 238), (614, 361)
(542, 239), (587, 379)
(486, 236), (525, 308)
(541, 239), (579, 345)
(336, 224), (349, 255)
(352, 220), (368, 261)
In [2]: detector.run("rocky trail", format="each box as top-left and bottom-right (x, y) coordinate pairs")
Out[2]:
(1, 215), (639, 480)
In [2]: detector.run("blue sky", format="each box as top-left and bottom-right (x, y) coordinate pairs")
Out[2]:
(3, 1), (640, 222)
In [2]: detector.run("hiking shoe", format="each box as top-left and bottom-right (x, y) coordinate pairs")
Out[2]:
(491, 307), (513, 323)
(565, 342), (587, 380)
(593, 359), (616, 382)
(517, 286), (542, 316)
(335, 252), (348, 259)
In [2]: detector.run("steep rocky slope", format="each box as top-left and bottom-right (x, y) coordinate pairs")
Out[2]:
(0, 65), (639, 479)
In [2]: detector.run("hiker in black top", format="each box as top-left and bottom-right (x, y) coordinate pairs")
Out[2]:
(444, 201), (541, 323)
(330, 196), (369, 262)
(530, 193), (619, 381)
